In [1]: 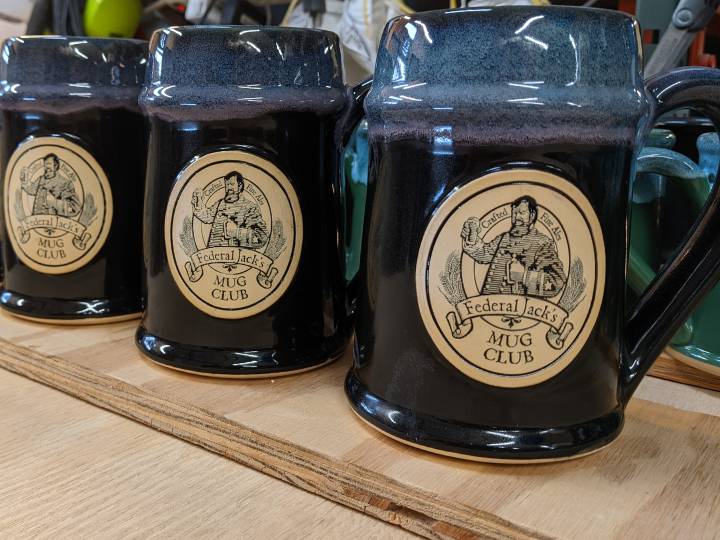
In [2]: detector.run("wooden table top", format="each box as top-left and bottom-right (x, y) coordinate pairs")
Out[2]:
(2, 310), (720, 539)
(0, 369), (414, 539)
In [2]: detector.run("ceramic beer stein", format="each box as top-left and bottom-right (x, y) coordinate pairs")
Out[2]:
(0, 36), (147, 323)
(138, 26), (367, 376)
(346, 6), (720, 462)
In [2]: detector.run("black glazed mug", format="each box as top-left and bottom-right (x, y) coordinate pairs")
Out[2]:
(137, 26), (367, 376)
(0, 36), (148, 323)
(346, 7), (720, 462)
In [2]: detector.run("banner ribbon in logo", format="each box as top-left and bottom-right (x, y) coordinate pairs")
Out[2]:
(184, 246), (275, 285)
(18, 214), (91, 250)
(446, 293), (574, 348)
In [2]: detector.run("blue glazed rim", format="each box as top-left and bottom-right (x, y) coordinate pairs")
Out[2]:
(0, 35), (147, 111)
(139, 25), (347, 121)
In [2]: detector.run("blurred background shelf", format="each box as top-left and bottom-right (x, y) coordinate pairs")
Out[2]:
(1, 310), (719, 539)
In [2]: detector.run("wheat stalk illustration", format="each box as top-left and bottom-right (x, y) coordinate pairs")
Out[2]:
(265, 219), (286, 261)
(558, 257), (586, 313)
(439, 250), (467, 305)
(179, 216), (197, 257)
(78, 194), (97, 227)
(14, 188), (25, 221)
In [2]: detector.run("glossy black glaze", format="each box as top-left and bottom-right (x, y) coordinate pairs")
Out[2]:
(351, 143), (631, 459)
(346, 7), (720, 460)
(0, 110), (147, 320)
(137, 27), (363, 375)
(346, 372), (623, 460)
(137, 113), (353, 374)
(0, 36), (147, 321)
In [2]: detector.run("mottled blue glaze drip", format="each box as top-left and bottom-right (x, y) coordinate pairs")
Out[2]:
(139, 26), (347, 121)
(0, 36), (147, 113)
(366, 6), (652, 145)
(698, 131), (720, 183)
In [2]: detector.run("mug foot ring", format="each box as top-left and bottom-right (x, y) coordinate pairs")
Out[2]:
(136, 325), (350, 378)
(0, 289), (141, 325)
(345, 370), (623, 463)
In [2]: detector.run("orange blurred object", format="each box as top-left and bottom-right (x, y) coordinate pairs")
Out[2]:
(618, 0), (636, 14)
(689, 30), (717, 68)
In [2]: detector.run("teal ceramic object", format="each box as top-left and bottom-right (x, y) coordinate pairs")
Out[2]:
(630, 133), (720, 376)
(645, 128), (676, 149)
(698, 131), (720, 185)
(341, 120), (368, 283)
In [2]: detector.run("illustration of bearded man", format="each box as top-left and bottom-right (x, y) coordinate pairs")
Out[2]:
(20, 153), (81, 217)
(461, 195), (565, 297)
(192, 171), (269, 249)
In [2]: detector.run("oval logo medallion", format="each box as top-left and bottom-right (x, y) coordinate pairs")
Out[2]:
(165, 149), (303, 319)
(416, 169), (605, 388)
(4, 136), (113, 275)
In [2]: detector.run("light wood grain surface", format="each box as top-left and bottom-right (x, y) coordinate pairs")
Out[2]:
(1, 310), (719, 539)
(0, 368), (415, 539)
(649, 354), (720, 392)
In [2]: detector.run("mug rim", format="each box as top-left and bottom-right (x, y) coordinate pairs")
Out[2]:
(365, 4), (646, 145)
(154, 24), (340, 41)
(0, 35), (147, 112)
(140, 23), (346, 121)
(3, 34), (147, 47)
(386, 4), (637, 22)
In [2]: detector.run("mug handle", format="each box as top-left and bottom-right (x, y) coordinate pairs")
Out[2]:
(629, 146), (712, 345)
(335, 78), (372, 317)
(622, 67), (720, 401)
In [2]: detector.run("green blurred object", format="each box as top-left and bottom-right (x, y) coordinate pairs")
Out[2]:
(630, 130), (720, 376)
(645, 128), (676, 150)
(342, 120), (369, 283)
(84, 0), (142, 37)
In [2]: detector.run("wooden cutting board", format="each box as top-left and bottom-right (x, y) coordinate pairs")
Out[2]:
(0, 369), (415, 539)
(649, 354), (720, 392)
(1, 310), (719, 540)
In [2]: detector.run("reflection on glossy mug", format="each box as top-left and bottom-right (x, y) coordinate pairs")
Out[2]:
(345, 6), (720, 462)
(137, 26), (367, 376)
(631, 132), (720, 377)
(0, 36), (147, 323)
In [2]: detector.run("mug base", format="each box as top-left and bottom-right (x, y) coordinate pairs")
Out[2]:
(345, 370), (623, 463)
(136, 325), (350, 378)
(666, 346), (720, 378)
(0, 289), (141, 325)
(145, 355), (339, 379)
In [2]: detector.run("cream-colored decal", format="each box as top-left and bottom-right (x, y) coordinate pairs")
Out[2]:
(165, 150), (303, 319)
(416, 169), (605, 388)
(4, 136), (113, 275)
